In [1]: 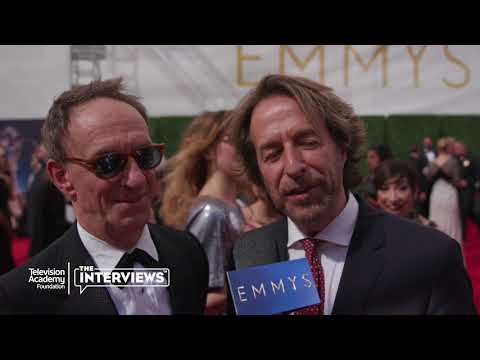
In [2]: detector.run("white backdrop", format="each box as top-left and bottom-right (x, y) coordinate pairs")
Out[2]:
(1, 45), (479, 118)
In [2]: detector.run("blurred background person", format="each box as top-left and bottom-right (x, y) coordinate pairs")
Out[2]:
(0, 145), (14, 274)
(27, 143), (48, 189)
(453, 141), (479, 236)
(415, 136), (437, 218)
(361, 143), (393, 207)
(408, 145), (420, 165)
(22, 144), (48, 237)
(149, 154), (168, 225)
(0, 142), (23, 233)
(0, 146), (13, 227)
(424, 137), (462, 244)
(242, 183), (282, 232)
(421, 136), (437, 164)
(161, 111), (246, 315)
(27, 143), (70, 257)
(374, 159), (436, 227)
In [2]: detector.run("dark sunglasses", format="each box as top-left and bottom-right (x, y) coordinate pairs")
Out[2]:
(65, 144), (165, 179)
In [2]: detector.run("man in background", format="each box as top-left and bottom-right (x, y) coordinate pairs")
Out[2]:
(27, 144), (70, 257)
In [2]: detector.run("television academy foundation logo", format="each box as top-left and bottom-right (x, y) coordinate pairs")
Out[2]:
(28, 268), (66, 290)
(28, 264), (170, 294)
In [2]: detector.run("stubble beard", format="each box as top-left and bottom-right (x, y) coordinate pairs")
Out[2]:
(268, 173), (342, 234)
(283, 192), (334, 228)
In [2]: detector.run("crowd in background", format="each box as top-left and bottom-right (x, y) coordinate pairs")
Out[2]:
(0, 142), (74, 275)
(361, 136), (480, 248)
(359, 136), (480, 310)
(1, 111), (479, 313)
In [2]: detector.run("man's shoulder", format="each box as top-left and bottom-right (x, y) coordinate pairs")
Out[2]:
(236, 218), (286, 247)
(376, 210), (460, 257)
(148, 223), (206, 257)
(150, 222), (195, 241)
(148, 223), (209, 302)
(349, 198), (459, 265)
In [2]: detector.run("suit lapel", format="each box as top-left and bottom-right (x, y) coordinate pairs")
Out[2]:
(331, 197), (387, 315)
(273, 219), (289, 262)
(148, 225), (182, 314)
(56, 225), (118, 315)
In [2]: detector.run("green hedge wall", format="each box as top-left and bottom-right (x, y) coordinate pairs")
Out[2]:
(149, 116), (194, 159)
(150, 115), (480, 175)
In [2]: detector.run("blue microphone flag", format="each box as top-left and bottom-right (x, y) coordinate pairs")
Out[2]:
(227, 258), (321, 315)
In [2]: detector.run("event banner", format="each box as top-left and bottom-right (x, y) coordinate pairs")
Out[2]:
(1, 45), (479, 118)
(134, 45), (480, 116)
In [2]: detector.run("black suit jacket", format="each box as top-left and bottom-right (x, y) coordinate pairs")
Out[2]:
(0, 223), (209, 314)
(231, 196), (477, 315)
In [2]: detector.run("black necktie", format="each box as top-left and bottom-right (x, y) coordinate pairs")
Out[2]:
(115, 248), (159, 269)
(114, 249), (159, 289)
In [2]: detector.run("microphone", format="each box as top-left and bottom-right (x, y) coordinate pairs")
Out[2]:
(226, 258), (320, 315)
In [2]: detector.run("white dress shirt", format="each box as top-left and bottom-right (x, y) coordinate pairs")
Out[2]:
(287, 193), (359, 315)
(77, 223), (172, 315)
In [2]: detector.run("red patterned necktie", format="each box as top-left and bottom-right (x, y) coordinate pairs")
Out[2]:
(293, 238), (325, 315)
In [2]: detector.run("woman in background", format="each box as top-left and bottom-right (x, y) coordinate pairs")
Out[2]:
(374, 159), (436, 227)
(424, 137), (462, 243)
(161, 111), (246, 314)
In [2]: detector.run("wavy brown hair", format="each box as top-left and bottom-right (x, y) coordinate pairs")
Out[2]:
(160, 111), (232, 229)
(230, 74), (367, 192)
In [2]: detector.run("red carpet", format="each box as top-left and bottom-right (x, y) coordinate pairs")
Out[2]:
(11, 236), (31, 267)
(464, 219), (480, 313)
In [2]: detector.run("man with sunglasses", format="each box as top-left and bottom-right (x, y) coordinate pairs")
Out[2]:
(0, 78), (209, 314)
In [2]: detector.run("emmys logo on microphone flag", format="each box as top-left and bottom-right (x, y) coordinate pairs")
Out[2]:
(226, 259), (320, 315)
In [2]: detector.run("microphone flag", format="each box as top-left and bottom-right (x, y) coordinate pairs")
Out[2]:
(227, 258), (321, 315)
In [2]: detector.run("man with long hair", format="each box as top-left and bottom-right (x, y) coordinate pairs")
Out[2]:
(229, 74), (475, 315)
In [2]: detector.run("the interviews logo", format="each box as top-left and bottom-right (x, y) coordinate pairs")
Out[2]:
(74, 266), (170, 294)
(27, 264), (170, 295)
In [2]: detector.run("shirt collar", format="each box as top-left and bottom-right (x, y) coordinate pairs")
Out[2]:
(287, 192), (359, 248)
(77, 222), (159, 269)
